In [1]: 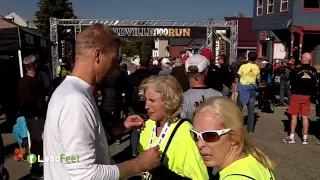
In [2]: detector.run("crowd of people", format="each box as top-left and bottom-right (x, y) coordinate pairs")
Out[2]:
(3, 23), (320, 180)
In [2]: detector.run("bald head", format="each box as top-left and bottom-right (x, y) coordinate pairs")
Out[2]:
(75, 23), (120, 60)
(301, 52), (311, 64)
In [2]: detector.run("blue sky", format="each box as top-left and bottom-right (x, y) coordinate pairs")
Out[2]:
(1, 0), (253, 20)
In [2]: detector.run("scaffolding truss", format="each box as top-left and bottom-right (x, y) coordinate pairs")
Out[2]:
(50, 18), (238, 78)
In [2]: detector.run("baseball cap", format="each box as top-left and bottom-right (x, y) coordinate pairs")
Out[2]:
(200, 48), (213, 61)
(185, 54), (210, 73)
(23, 55), (37, 65)
(275, 60), (280, 64)
(152, 60), (159, 66)
(161, 58), (171, 68)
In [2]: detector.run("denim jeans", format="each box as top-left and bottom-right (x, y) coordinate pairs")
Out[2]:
(280, 84), (291, 104)
(131, 129), (139, 156)
(237, 90), (256, 133)
(129, 107), (148, 156)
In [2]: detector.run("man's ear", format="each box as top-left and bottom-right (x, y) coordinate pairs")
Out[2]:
(94, 48), (101, 64)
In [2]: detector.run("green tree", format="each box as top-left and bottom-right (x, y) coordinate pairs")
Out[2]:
(236, 12), (247, 18)
(139, 39), (153, 57)
(120, 38), (153, 58)
(35, 0), (76, 36)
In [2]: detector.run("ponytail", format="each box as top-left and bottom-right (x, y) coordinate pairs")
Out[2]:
(243, 138), (276, 170)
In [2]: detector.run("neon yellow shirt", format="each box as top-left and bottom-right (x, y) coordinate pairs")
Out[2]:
(138, 119), (209, 180)
(219, 154), (275, 180)
(238, 63), (260, 85)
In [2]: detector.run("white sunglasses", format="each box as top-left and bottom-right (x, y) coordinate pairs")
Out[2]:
(190, 129), (231, 142)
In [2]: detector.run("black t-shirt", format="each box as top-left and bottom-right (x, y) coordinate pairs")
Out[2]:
(17, 75), (46, 117)
(290, 64), (317, 96)
(171, 65), (189, 92)
(206, 64), (235, 91)
(100, 70), (128, 113)
(128, 68), (152, 113)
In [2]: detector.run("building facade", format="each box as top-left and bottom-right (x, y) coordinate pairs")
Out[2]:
(225, 17), (257, 59)
(253, 0), (320, 66)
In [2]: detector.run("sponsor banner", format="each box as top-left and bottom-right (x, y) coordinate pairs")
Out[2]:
(109, 26), (207, 38)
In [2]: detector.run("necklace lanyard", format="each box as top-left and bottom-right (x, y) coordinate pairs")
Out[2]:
(149, 122), (172, 149)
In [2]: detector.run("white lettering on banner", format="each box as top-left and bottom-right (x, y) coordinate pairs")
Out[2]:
(25, 33), (34, 45)
(111, 27), (191, 37)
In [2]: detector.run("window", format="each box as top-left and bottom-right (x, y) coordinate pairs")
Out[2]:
(256, 0), (263, 16)
(280, 0), (289, 12)
(304, 0), (320, 8)
(267, 0), (274, 14)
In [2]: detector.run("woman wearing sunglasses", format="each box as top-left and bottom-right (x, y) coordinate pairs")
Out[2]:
(137, 75), (209, 180)
(192, 97), (276, 180)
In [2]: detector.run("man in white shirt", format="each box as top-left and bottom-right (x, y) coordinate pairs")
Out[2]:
(43, 24), (161, 180)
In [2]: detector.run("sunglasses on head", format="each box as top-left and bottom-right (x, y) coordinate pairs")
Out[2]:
(190, 129), (231, 142)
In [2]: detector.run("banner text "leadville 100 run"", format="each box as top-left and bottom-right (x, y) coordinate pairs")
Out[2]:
(111, 27), (191, 37)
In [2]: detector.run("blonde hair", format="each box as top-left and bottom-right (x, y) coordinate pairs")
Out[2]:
(140, 75), (183, 123)
(75, 23), (120, 60)
(195, 97), (276, 170)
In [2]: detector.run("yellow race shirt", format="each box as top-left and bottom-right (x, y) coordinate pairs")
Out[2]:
(238, 63), (260, 85)
(219, 154), (275, 180)
(138, 119), (209, 180)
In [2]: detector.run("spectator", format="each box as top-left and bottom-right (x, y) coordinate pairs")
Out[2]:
(127, 55), (153, 157)
(138, 75), (209, 179)
(181, 54), (222, 121)
(43, 24), (161, 180)
(159, 58), (172, 75)
(151, 60), (161, 75)
(283, 52), (317, 145)
(192, 97), (275, 179)
(17, 55), (46, 178)
(237, 52), (260, 134)
(170, 55), (189, 92)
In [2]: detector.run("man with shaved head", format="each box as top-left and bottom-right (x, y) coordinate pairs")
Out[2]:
(283, 52), (317, 145)
(44, 24), (161, 179)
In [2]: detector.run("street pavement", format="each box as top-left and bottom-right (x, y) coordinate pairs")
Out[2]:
(2, 107), (320, 179)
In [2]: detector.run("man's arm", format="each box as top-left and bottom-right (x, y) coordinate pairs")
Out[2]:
(59, 96), (150, 179)
(59, 96), (120, 179)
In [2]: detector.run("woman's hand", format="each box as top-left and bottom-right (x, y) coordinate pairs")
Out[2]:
(124, 115), (145, 131)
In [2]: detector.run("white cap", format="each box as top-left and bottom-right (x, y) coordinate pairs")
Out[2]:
(262, 60), (269, 64)
(152, 60), (159, 66)
(275, 60), (280, 64)
(132, 58), (140, 66)
(185, 54), (210, 73)
(161, 58), (171, 68)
